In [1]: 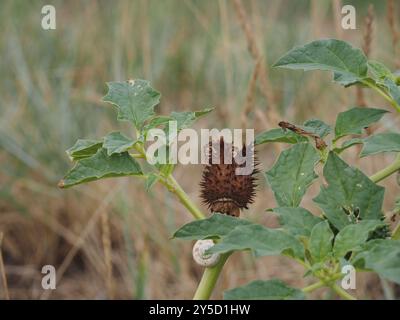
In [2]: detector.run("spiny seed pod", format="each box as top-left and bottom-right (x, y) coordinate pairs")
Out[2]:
(200, 138), (258, 217)
(192, 239), (220, 267)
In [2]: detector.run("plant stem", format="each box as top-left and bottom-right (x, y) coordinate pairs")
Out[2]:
(163, 175), (206, 220)
(330, 283), (357, 300)
(193, 253), (231, 300)
(302, 281), (325, 293)
(370, 154), (400, 183)
(361, 79), (400, 113)
(159, 174), (227, 300)
(129, 153), (145, 158)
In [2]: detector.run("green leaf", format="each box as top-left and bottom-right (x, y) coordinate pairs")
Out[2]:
(360, 133), (400, 157)
(333, 138), (363, 154)
(141, 116), (172, 135)
(333, 220), (385, 258)
(265, 143), (319, 207)
(223, 279), (305, 300)
(272, 207), (323, 238)
(353, 239), (400, 284)
(313, 152), (385, 230)
(384, 78), (400, 106)
(208, 224), (304, 259)
(368, 61), (395, 81)
(255, 128), (306, 145)
(102, 80), (161, 129)
(149, 107), (213, 175)
(170, 108), (214, 131)
(145, 173), (159, 192)
(103, 132), (136, 156)
(59, 148), (142, 188)
(302, 119), (331, 138)
(309, 221), (334, 262)
(334, 107), (388, 139)
(273, 39), (368, 85)
(66, 139), (103, 161)
(173, 213), (252, 240)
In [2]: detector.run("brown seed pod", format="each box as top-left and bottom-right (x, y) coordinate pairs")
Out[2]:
(200, 138), (258, 217)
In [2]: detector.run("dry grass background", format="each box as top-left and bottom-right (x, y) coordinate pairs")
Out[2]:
(0, 0), (400, 299)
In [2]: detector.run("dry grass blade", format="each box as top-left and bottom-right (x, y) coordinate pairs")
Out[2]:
(387, 0), (400, 68)
(232, 0), (279, 126)
(40, 181), (126, 300)
(241, 58), (261, 129)
(332, 0), (343, 39)
(101, 211), (114, 299)
(0, 233), (10, 300)
(357, 4), (374, 108)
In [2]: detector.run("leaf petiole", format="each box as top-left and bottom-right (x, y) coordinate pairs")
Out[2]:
(301, 281), (325, 293)
(330, 283), (357, 300)
(360, 79), (400, 113)
(370, 154), (400, 183)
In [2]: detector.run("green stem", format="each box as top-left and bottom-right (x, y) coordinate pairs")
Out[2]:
(129, 153), (145, 158)
(193, 253), (231, 300)
(302, 281), (325, 293)
(159, 174), (226, 299)
(370, 154), (400, 183)
(162, 175), (205, 220)
(330, 283), (357, 300)
(361, 79), (400, 113)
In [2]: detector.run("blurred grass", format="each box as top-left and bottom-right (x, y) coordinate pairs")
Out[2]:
(0, 0), (399, 299)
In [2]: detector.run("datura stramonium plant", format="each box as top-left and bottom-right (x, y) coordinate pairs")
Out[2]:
(60, 39), (400, 300)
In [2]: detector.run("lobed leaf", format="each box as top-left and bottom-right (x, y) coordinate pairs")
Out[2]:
(102, 80), (161, 129)
(255, 128), (306, 145)
(59, 148), (142, 188)
(353, 239), (400, 284)
(368, 61), (395, 81)
(223, 279), (305, 300)
(360, 133), (400, 157)
(265, 143), (319, 207)
(302, 119), (331, 138)
(384, 78), (400, 106)
(313, 152), (385, 230)
(334, 107), (388, 139)
(173, 213), (252, 240)
(170, 108), (214, 131)
(103, 131), (136, 156)
(273, 39), (368, 86)
(272, 207), (323, 238)
(208, 224), (304, 259)
(309, 221), (334, 262)
(66, 139), (103, 161)
(333, 220), (385, 258)
(151, 107), (213, 174)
